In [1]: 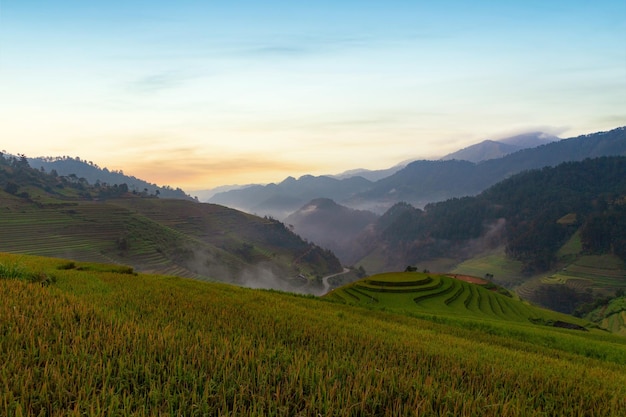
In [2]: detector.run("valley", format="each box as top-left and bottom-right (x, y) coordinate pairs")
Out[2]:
(5, 2), (626, 414)
(2, 128), (626, 415)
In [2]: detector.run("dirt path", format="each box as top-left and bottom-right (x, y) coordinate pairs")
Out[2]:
(321, 268), (350, 294)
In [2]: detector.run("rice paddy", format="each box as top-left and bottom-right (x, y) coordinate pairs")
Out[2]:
(3, 253), (624, 416)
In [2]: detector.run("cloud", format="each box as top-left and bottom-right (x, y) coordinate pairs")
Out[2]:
(223, 33), (374, 62)
(126, 71), (196, 94)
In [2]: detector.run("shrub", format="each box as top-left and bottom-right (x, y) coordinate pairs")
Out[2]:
(57, 261), (77, 270)
(0, 260), (24, 279)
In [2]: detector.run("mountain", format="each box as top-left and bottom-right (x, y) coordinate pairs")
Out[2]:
(284, 198), (378, 264)
(191, 184), (249, 201)
(441, 132), (558, 163)
(440, 140), (522, 163)
(331, 163), (407, 181)
(29, 156), (193, 200)
(498, 131), (559, 148)
(208, 174), (373, 220)
(353, 156), (626, 312)
(207, 127), (624, 218)
(0, 153), (341, 293)
(349, 127), (626, 212)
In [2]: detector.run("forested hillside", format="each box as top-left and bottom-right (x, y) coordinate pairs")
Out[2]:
(349, 126), (626, 210)
(0, 152), (341, 292)
(29, 156), (192, 200)
(359, 156), (626, 277)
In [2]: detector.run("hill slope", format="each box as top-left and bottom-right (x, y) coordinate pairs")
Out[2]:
(29, 156), (193, 200)
(1, 253), (624, 416)
(0, 154), (341, 292)
(284, 198), (378, 264)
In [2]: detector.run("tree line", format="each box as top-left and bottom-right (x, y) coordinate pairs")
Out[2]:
(374, 157), (626, 273)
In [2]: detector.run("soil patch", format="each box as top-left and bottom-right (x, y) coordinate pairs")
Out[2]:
(447, 274), (488, 285)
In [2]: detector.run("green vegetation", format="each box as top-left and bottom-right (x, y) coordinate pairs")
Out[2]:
(359, 156), (626, 276)
(1, 253), (625, 416)
(452, 248), (529, 288)
(0, 154), (341, 290)
(325, 272), (591, 327)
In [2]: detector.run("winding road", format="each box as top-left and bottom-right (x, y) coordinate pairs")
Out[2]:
(320, 268), (351, 295)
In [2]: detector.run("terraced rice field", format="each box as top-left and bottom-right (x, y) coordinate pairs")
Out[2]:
(2, 253), (625, 416)
(0, 203), (117, 259)
(538, 254), (626, 295)
(325, 272), (586, 325)
(601, 311), (626, 337)
(0, 201), (202, 278)
(451, 248), (528, 288)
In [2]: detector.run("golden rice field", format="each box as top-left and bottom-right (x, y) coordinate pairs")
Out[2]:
(1, 253), (625, 416)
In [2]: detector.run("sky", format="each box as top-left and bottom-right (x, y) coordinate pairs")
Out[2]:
(1, 1), (625, 191)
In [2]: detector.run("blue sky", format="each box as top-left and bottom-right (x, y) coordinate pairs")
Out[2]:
(1, 1), (625, 189)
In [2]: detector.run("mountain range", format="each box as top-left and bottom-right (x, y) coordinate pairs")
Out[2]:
(208, 127), (626, 218)
(4, 126), (626, 313)
(289, 156), (626, 315)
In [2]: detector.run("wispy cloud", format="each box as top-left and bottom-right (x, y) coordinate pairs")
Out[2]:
(237, 34), (372, 57)
(126, 71), (196, 94)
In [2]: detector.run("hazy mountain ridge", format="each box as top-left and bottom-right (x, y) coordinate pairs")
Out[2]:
(349, 127), (626, 211)
(284, 198), (378, 264)
(330, 163), (408, 181)
(440, 132), (558, 163)
(209, 174), (373, 219)
(206, 127), (626, 217)
(440, 140), (522, 163)
(29, 156), (193, 200)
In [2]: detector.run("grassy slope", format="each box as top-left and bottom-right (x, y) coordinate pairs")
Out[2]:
(451, 247), (530, 288)
(2, 253), (625, 416)
(0, 191), (339, 290)
(587, 297), (626, 337)
(452, 234), (626, 299)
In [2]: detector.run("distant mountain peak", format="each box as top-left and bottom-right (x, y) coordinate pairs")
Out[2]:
(496, 132), (558, 148)
(279, 176), (297, 185)
(441, 132), (558, 163)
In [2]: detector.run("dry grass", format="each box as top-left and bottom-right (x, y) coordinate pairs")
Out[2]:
(1, 253), (625, 416)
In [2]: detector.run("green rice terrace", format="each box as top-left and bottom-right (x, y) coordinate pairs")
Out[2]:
(0, 190), (340, 290)
(2, 253), (625, 416)
(324, 272), (593, 329)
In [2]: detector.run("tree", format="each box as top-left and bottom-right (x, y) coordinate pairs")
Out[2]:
(4, 181), (19, 195)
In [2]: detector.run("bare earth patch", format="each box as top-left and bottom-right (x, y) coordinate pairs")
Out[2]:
(447, 274), (488, 285)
